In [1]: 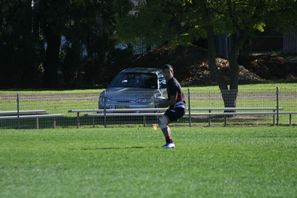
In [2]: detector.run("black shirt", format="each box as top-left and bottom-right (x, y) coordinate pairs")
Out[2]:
(166, 77), (186, 108)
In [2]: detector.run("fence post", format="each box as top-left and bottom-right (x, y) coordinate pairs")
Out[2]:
(187, 88), (192, 127)
(276, 87), (279, 126)
(16, 93), (20, 129)
(76, 112), (80, 128)
(103, 92), (107, 128)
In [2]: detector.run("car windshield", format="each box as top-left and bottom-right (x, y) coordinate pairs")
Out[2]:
(108, 72), (158, 89)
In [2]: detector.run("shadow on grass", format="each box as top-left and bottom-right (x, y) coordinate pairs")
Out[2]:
(79, 146), (159, 150)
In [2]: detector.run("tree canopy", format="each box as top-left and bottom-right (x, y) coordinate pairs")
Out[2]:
(1, 0), (297, 91)
(116, 0), (297, 107)
(0, 0), (124, 88)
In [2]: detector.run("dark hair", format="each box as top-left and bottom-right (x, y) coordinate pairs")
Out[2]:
(163, 64), (173, 72)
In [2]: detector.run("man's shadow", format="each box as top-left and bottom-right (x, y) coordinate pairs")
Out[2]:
(79, 146), (159, 150)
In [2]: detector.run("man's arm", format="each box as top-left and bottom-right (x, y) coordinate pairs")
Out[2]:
(159, 95), (176, 107)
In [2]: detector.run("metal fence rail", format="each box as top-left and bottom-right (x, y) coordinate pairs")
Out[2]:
(0, 87), (296, 128)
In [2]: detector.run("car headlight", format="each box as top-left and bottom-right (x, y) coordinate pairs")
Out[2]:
(101, 97), (112, 103)
(99, 92), (112, 104)
(154, 92), (162, 98)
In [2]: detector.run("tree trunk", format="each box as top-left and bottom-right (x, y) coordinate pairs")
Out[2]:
(206, 28), (249, 110)
(43, 25), (61, 88)
(21, 1), (39, 88)
(221, 89), (238, 109)
(203, 3), (250, 111)
(222, 34), (240, 109)
(206, 23), (235, 110)
(223, 32), (248, 109)
(206, 23), (227, 90)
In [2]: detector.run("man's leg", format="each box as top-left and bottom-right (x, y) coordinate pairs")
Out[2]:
(162, 126), (173, 144)
(158, 115), (174, 147)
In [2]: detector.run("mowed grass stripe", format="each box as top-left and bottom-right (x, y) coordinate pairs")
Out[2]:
(0, 127), (297, 198)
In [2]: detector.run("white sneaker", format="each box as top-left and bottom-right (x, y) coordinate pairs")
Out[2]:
(162, 143), (175, 149)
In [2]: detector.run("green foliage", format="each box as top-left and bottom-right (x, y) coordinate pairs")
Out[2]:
(1, 0), (297, 89)
(116, 0), (172, 45)
(0, 0), (120, 88)
(265, 0), (297, 32)
(253, 22), (266, 32)
(116, 0), (297, 51)
(1, 127), (297, 197)
(0, 0), (40, 87)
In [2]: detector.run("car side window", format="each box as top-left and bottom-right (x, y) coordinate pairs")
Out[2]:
(142, 74), (157, 89)
(109, 71), (164, 89)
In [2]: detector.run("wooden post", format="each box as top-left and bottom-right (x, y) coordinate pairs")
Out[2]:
(208, 110), (211, 127)
(276, 87), (279, 126)
(17, 94), (20, 129)
(103, 93), (107, 128)
(36, 117), (39, 129)
(187, 88), (192, 127)
(143, 116), (146, 127)
(76, 112), (80, 128)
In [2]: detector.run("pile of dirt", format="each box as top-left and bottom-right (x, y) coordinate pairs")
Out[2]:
(239, 54), (297, 82)
(132, 45), (208, 83)
(130, 46), (297, 85)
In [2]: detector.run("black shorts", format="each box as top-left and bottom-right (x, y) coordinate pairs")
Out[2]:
(164, 107), (185, 122)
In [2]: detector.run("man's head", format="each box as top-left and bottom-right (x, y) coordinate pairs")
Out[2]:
(163, 64), (174, 81)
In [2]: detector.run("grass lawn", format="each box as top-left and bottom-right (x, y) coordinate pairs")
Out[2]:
(1, 82), (296, 94)
(1, 126), (297, 197)
(1, 82), (296, 117)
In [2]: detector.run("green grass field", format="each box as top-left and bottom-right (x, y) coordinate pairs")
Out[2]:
(1, 82), (296, 94)
(1, 83), (296, 124)
(1, 127), (297, 197)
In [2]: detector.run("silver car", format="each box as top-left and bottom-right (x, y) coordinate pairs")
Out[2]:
(98, 67), (167, 109)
